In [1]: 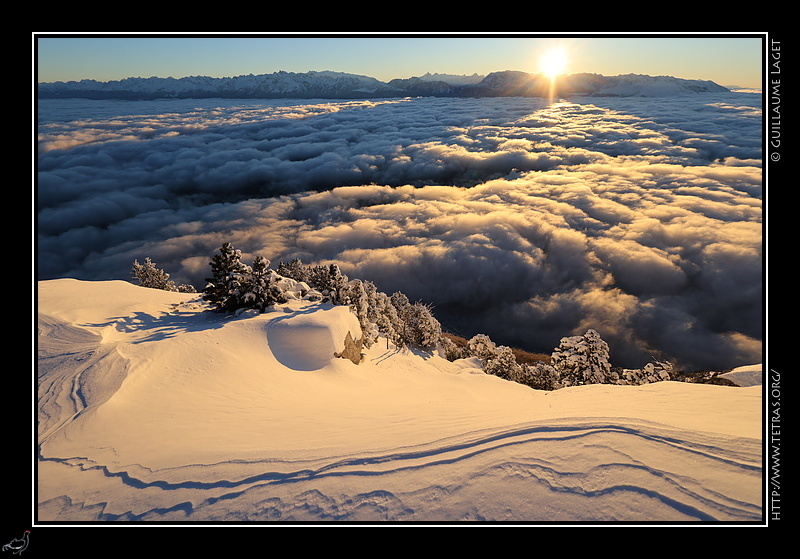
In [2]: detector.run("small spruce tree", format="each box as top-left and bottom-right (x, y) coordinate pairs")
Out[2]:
(203, 242), (252, 312)
(326, 264), (349, 305)
(242, 255), (287, 310)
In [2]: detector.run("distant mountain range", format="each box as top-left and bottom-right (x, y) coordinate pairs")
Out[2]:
(36, 70), (731, 100)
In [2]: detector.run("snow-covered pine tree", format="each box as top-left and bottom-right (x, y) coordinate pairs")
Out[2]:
(618, 360), (673, 385)
(276, 258), (309, 283)
(389, 292), (412, 346)
(646, 360), (673, 382)
(131, 257), (195, 292)
(390, 292), (410, 314)
(203, 242), (252, 312)
(242, 255), (287, 310)
(483, 345), (522, 380)
(326, 264), (349, 305)
(387, 293), (442, 350)
(344, 279), (379, 348)
(467, 333), (498, 362)
(361, 280), (380, 323)
(551, 329), (614, 387)
(374, 292), (404, 349)
(305, 263), (349, 304)
(516, 361), (559, 390)
(439, 335), (465, 361)
(131, 257), (173, 291)
(405, 302), (442, 349)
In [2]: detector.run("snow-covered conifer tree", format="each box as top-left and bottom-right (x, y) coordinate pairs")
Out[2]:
(483, 345), (521, 380)
(345, 279), (379, 347)
(551, 329), (613, 387)
(406, 302), (442, 349)
(277, 258), (309, 283)
(619, 360), (673, 385)
(439, 335), (465, 361)
(131, 257), (195, 293)
(389, 292), (412, 346)
(242, 255), (287, 310)
(516, 361), (559, 390)
(467, 333), (498, 362)
(131, 257), (173, 291)
(203, 242), (252, 312)
(307, 263), (349, 304)
(374, 292), (403, 349)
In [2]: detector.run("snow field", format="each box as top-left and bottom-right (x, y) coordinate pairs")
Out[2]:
(36, 279), (763, 522)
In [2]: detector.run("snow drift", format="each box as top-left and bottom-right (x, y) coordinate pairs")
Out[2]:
(36, 278), (763, 523)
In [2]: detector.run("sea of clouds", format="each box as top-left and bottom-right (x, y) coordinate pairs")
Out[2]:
(36, 93), (763, 371)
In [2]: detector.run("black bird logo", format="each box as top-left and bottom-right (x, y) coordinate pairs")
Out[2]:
(2, 531), (29, 555)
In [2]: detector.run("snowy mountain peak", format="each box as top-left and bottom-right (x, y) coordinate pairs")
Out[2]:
(37, 70), (730, 100)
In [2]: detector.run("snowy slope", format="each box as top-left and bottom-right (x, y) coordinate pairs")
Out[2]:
(36, 279), (763, 523)
(720, 364), (763, 387)
(569, 73), (730, 97)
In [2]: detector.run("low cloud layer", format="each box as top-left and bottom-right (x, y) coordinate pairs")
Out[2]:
(36, 94), (763, 371)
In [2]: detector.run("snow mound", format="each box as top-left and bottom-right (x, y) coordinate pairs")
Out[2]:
(266, 304), (362, 371)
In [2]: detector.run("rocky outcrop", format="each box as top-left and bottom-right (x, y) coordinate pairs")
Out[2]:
(335, 331), (364, 365)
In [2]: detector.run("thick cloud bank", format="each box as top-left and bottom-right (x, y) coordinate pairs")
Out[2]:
(36, 94), (762, 371)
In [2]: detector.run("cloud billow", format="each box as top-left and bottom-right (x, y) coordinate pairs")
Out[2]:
(36, 94), (762, 371)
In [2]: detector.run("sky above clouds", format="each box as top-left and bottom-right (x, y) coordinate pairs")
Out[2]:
(35, 33), (765, 89)
(36, 92), (763, 372)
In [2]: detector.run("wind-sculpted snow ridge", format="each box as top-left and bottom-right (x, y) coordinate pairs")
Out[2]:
(36, 279), (763, 524)
(37, 419), (761, 522)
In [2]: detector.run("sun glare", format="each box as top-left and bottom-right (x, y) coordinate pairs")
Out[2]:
(540, 48), (568, 78)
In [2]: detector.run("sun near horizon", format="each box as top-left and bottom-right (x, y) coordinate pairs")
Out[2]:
(539, 48), (569, 79)
(538, 47), (569, 102)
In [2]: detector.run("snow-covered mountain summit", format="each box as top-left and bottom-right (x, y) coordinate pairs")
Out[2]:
(36, 70), (391, 100)
(37, 70), (730, 100)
